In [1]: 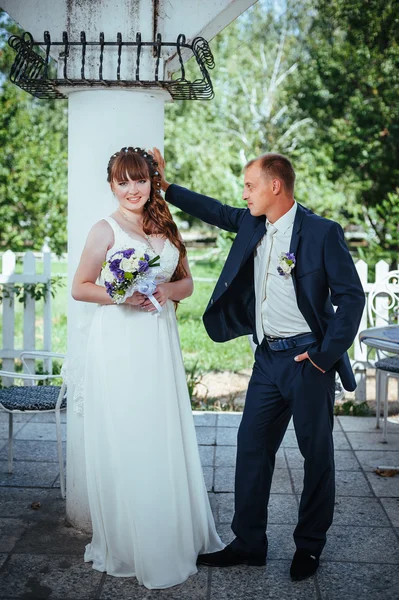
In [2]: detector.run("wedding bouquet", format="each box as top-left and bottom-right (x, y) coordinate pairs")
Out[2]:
(101, 248), (161, 306)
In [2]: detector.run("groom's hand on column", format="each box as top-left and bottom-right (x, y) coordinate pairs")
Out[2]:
(150, 147), (171, 192)
(294, 351), (326, 373)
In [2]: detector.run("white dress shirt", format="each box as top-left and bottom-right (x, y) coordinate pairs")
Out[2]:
(254, 202), (311, 341)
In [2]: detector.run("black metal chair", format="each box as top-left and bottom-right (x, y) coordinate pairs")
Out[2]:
(0, 351), (66, 498)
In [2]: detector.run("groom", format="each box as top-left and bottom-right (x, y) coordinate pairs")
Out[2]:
(154, 149), (365, 580)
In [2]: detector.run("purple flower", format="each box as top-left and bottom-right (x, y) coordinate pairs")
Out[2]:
(109, 258), (122, 274)
(122, 248), (136, 259)
(105, 281), (114, 294)
(115, 268), (125, 280)
(144, 253), (150, 261)
(138, 259), (149, 273)
(285, 252), (296, 264)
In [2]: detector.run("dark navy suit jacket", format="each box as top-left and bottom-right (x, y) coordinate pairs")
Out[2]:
(166, 184), (365, 392)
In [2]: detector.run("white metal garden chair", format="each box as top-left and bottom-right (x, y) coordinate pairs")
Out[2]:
(366, 270), (399, 442)
(0, 351), (67, 498)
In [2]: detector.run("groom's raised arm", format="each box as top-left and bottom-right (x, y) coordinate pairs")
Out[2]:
(165, 184), (246, 234)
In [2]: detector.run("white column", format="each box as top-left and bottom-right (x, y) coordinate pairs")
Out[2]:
(65, 89), (168, 531)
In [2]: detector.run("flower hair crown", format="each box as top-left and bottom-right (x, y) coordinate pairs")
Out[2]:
(107, 146), (162, 192)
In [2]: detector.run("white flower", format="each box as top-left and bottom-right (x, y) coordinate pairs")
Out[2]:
(101, 264), (114, 283)
(277, 252), (296, 277)
(120, 256), (139, 272)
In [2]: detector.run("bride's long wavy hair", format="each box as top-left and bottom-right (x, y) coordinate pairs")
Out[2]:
(107, 147), (187, 283)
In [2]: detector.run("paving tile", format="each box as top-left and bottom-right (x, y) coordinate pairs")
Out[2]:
(0, 460), (60, 488)
(199, 445), (214, 467)
(0, 487), (52, 519)
(285, 448), (360, 471)
(0, 554), (102, 599)
(0, 412), (33, 423)
(346, 431), (399, 451)
(324, 525), (399, 563)
(332, 432), (351, 450)
(281, 429), (299, 448)
(290, 469), (372, 497)
(338, 416), (399, 433)
(355, 449), (399, 471)
(210, 560), (317, 600)
(0, 421), (24, 439)
(365, 470), (399, 497)
(216, 413), (243, 427)
(213, 492), (233, 523)
(193, 412), (217, 427)
(269, 468), (293, 494)
(0, 553), (8, 569)
(195, 427), (216, 446)
(215, 445), (237, 467)
(14, 422), (67, 442)
(214, 467), (234, 492)
(317, 561), (399, 600)
(100, 564), (208, 599)
(380, 497), (399, 526)
(203, 466), (213, 492)
(207, 492), (218, 521)
(333, 496), (390, 527)
(13, 516), (90, 555)
(333, 449), (361, 471)
(0, 518), (28, 552)
(215, 427), (238, 446)
(0, 439), (66, 462)
(29, 410), (67, 424)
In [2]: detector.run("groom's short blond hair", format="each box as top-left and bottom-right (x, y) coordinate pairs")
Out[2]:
(245, 153), (296, 193)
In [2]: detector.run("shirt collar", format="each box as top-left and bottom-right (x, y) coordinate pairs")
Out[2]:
(266, 201), (297, 234)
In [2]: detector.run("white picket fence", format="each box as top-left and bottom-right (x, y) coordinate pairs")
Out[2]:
(0, 250), (397, 399)
(0, 249), (53, 383)
(353, 259), (399, 401)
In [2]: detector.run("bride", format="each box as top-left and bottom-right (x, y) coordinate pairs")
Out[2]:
(71, 146), (223, 589)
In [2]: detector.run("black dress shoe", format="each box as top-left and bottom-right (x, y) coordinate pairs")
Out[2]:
(197, 544), (266, 567)
(290, 549), (319, 581)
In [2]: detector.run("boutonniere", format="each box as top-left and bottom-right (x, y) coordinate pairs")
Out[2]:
(277, 252), (296, 276)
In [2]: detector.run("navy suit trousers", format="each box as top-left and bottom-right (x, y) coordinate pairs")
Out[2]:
(230, 338), (335, 558)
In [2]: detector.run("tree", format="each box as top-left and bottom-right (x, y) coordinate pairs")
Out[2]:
(165, 0), (351, 234)
(289, 0), (399, 265)
(0, 10), (68, 255)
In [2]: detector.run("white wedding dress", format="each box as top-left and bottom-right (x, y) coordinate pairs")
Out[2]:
(83, 217), (223, 588)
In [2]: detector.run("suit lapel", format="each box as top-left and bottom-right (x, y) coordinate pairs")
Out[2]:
(239, 218), (266, 269)
(289, 204), (305, 297)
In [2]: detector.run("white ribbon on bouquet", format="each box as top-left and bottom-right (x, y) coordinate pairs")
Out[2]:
(136, 279), (163, 313)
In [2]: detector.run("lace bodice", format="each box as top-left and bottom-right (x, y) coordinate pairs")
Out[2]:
(103, 216), (179, 283)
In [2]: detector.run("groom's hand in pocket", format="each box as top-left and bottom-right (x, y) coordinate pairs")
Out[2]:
(294, 351), (326, 373)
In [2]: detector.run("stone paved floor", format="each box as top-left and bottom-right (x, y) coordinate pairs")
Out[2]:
(0, 411), (398, 599)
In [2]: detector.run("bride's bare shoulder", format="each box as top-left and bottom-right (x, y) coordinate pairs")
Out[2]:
(85, 219), (114, 246)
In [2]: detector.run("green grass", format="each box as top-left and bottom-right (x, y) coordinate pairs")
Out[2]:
(0, 252), (254, 373)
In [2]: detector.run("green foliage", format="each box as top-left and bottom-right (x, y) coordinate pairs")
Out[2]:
(0, 11), (68, 255)
(1, 0), (398, 264)
(334, 400), (370, 416)
(185, 360), (205, 400)
(289, 0), (399, 264)
(0, 275), (65, 306)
